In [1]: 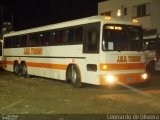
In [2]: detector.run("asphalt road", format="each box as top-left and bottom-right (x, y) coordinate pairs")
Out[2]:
(0, 70), (160, 117)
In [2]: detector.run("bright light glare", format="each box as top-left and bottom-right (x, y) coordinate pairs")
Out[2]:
(107, 26), (114, 30)
(132, 19), (139, 23)
(105, 16), (111, 20)
(117, 9), (121, 17)
(106, 26), (122, 30)
(141, 73), (148, 80)
(103, 65), (107, 70)
(115, 26), (122, 30)
(106, 75), (116, 83)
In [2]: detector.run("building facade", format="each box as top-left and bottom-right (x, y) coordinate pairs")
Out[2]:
(98, 0), (160, 38)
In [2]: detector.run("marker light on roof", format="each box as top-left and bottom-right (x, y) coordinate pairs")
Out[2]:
(104, 16), (111, 20)
(132, 19), (139, 23)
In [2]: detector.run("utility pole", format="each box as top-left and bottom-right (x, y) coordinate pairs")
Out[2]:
(0, 5), (12, 35)
(0, 5), (4, 39)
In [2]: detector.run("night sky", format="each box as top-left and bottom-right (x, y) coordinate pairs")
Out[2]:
(0, 0), (105, 31)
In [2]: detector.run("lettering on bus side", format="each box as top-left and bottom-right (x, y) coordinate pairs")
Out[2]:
(24, 48), (43, 55)
(117, 56), (141, 63)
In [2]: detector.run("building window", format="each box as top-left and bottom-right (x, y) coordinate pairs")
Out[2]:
(101, 11), (112, 16)
(146, 3), (151, 15)
(133, 3), (151, 18)
(123, 7), (127, 16)
(133, 6), (137, 17)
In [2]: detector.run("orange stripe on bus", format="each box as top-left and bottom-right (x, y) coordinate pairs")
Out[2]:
(5, 61), (67, 70)
(27, 62), (67, 70)
(100, 63), (145, 71)
(6, 61), (14, 65)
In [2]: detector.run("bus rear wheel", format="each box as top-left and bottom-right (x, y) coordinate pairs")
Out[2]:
(66, 65), (83, 88)
(21, 62), (27, 76)
(20, 62), (30, 78)
(13, 61), (20, 75)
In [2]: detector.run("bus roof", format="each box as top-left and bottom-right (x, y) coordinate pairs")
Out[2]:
(4, 15), (140, 37)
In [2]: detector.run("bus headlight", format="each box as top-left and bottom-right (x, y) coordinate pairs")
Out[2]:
(141, 73), (148, 80)
(105, 75), (117, 84)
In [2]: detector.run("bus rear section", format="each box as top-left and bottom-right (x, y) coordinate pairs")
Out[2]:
(144, 39), (160, 72)
(99, 24), (150, 86)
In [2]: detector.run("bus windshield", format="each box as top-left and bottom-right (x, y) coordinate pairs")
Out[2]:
(102, 24), (143, 51)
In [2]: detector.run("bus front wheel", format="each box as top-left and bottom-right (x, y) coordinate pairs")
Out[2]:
(66, 65), (83, 88)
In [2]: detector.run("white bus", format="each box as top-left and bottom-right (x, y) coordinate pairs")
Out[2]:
(2, 16), (149, 87)
(144, 36), (160, 72)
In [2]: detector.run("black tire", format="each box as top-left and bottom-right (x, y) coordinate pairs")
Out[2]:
(20, 62), (30, 78)
(21, 62), (27, 77)
(13, 62), (20, 75)
(66, 65), (72, 83)
(66, 65), (83, 88)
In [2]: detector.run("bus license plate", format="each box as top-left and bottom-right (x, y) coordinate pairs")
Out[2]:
(127, 77), (135, 81)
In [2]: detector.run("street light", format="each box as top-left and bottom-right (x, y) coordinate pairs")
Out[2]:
(117, 9), (121, 17)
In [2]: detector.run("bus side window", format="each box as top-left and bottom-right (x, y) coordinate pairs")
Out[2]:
(85, 32), (96, 51)
(11, 37), (15, 48)
(8, 37), (12, 48)
(28, 34), (32, 46)
(83, 22), (100, 53)
(20, 35), (28, 47)
(10, 37), (15, 48)
(38, 33), (44, 46)
(49, 31), (58, 45)
(12, 36), (19, 48)
(75, 27), (83, 43)
(59, 29), (67, 44)
(91, 32), (98, 50)
(29, 33), (39, 47)
(4, 37), (9, 48)
(43, 32), (51, 46)
(15, 36), (20, 47)
(68, 28), (75, 43)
